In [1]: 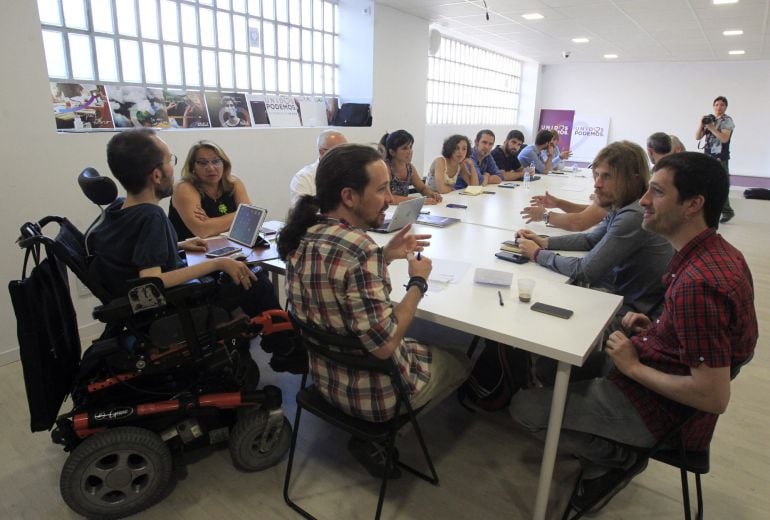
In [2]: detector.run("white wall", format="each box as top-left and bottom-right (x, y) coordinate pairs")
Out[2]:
(0, 3), (430, 361)
(338, 0), (374, 103)
(372, 4), (429, 167)
(538, 61), (769, 177)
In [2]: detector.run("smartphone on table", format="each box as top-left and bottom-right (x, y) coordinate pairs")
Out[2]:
(495, 251), (528, 264)
(205, 246), (242, 258)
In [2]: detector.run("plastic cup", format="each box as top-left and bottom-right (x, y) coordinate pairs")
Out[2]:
(517, 278), (535, 303)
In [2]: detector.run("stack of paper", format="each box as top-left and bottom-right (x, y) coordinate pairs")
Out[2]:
(473, 268), (513, 286)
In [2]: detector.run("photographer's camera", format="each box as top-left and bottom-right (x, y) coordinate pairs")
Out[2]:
(702, 114), (717, 126)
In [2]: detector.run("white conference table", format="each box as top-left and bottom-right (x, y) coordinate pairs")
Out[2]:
(422, 169), (595, 234)
(263, 206), (621, 519)
(367, 222), (620, 366)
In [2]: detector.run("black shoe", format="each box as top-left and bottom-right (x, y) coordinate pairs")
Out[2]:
(347, 438), (401, 479)
(720, 213), (735, 224)
(570, 458), (648, 515)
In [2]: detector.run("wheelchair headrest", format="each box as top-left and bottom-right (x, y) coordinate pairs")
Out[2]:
(78, 167), (118, 206)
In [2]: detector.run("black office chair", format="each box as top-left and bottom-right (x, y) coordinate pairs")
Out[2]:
(283, 314), (439, 520)
(649, 356), (754, 520)
(649, 426), (709, 520)
(563, 357), (753, 520)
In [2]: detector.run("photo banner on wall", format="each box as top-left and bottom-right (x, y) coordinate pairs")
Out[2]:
(51, 83), (114, 130)
(538, 109), (610, 163)
(538, 109), (574, 151)
(570, 114), (610, 163)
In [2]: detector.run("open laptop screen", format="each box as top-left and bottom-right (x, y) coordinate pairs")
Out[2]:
(228, 204), (268, 247)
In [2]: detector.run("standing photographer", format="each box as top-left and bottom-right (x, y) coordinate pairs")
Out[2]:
(696, 96), (735, 223)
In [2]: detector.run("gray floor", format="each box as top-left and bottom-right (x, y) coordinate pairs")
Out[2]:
(2, 192), (768, 519)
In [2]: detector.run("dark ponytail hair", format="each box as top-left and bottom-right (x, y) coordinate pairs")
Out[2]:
(278, 144), (383, 259)
(379, 129), (414, 160)
(278, 195), (321, 260)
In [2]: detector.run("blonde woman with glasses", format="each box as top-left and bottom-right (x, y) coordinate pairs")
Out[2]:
(169, 140), (252, 239)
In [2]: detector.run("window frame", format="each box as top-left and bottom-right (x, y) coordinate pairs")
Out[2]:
(38, 0), (340, 97)
(426, 34), (522, 126)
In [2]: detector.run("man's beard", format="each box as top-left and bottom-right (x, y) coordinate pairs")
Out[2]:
(155, 181), (173, 199)
(593, 191), (615, 209)
(353, 204), (386, 229)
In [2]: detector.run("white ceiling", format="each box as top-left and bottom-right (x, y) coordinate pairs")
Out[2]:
(376, 0), (770, 64)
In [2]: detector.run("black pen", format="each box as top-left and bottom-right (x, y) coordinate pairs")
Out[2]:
(498, 290), (504, 306)
(417, 251), (421, 260)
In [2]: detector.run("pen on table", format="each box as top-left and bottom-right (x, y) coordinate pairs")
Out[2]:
(498, 290), (504, 306)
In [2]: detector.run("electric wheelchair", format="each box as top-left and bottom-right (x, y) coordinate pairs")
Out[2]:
(9, 168), (301, 519)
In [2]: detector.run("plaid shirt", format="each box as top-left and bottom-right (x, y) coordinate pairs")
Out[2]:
(286, 218), (431, 422)
(609, 229), (757, 450)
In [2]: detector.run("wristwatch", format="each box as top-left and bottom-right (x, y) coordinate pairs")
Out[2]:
(406, 276), (428, 296)
(543, 210), (551, 225)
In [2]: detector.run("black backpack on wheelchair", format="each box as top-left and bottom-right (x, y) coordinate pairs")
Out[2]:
(8, 168), (299, 519)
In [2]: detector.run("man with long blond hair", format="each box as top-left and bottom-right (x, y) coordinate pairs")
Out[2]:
(516, 141), (673, 317)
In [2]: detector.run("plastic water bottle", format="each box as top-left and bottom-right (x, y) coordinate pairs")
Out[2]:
(524, 162), (533, 189)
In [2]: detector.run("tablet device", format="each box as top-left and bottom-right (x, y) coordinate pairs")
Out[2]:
(416, 214), (460, 228)
(227, 204), (268, 247)
(370, 197), (425, 233)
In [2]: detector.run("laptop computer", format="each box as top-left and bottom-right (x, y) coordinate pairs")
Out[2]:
(416, 214), (460, 228)
(370, 197), (425, 233)
(226, 204), (268, 247)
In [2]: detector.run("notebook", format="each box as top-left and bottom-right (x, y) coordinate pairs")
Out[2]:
(369, 197), (425, 233)
(462, 185), (483, 195)
(416, 214), (461, 228)
(226, 204), (268, 247)
(500, 240), (522, 254)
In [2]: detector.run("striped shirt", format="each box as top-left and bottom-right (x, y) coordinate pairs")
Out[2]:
(286, 218), (431, 422)
(609, 229), (757, 450)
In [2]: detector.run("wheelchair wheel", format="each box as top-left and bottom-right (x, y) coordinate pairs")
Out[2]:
(60, 427), (173, 519)
(229, 409), (291, 471)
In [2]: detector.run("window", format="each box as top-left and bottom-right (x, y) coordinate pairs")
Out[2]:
(426, 35), (521, 125)
(37, 0), (339, 97)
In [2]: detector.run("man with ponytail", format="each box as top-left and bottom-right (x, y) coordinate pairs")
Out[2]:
(278, 144), (470, 478)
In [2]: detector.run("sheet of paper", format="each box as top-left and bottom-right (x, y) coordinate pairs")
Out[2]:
(427, 258), (472, 291)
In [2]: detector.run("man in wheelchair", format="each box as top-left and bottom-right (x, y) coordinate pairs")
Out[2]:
(10, 128), (300, 519)
(90, 128), (298, 365)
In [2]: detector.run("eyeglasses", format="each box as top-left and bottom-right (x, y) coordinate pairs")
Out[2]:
(195, 158), (223, 168)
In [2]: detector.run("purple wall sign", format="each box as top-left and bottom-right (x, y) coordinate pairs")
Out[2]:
(538, 109), (575, 150)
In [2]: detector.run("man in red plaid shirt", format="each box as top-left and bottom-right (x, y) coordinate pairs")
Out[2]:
(512, 152), (757, 514)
